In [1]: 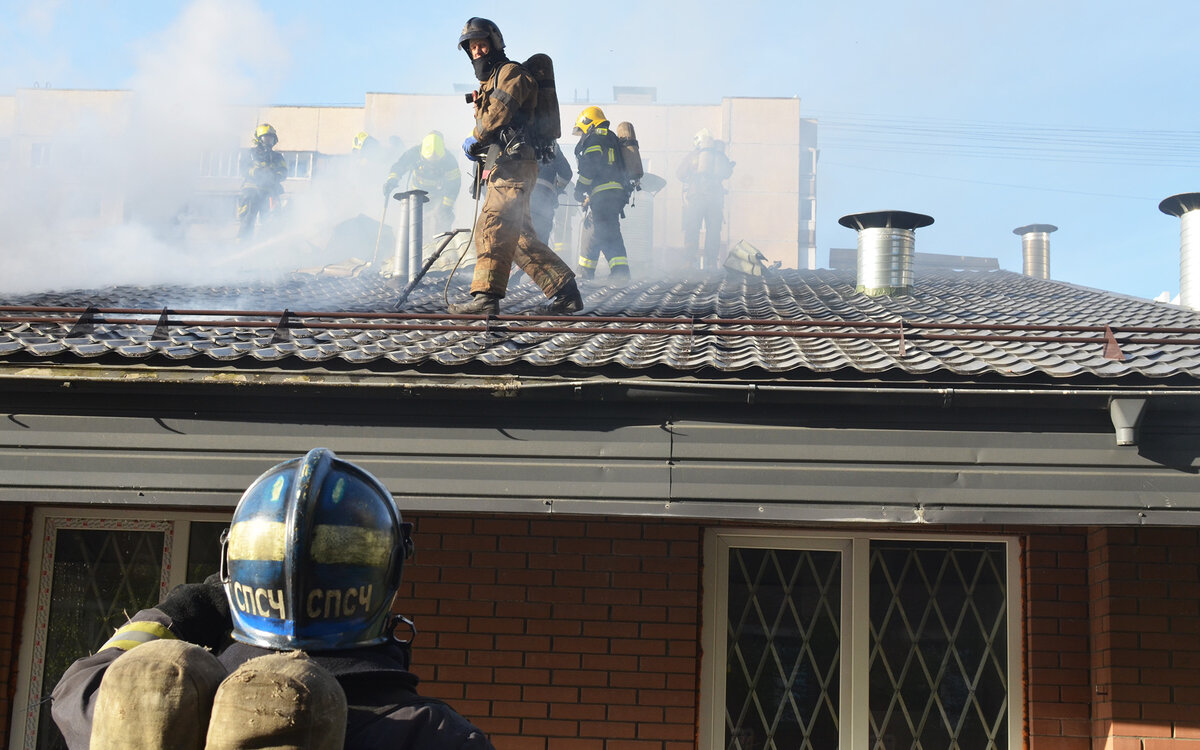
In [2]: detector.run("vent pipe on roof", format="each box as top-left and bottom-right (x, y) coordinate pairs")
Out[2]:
(390, 189), (429, 281)
(838, 210), (934, 296)
(1159, 192), (1200, 309)
(1013, 224), (1056, 279)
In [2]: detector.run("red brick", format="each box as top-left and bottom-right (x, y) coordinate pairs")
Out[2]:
(579, 720), (636, 738)
(551, 670), (609, 687)
(493, 701), (549, 718)
(494, 734), (547, 750)
(521, 719), (580, 736)
(636, 723), (694, 741)
(545, 739), (600, 750)
(548, 703), (605, 721)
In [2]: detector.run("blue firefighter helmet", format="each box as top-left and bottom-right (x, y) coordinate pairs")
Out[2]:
(221, 448), (414, 650)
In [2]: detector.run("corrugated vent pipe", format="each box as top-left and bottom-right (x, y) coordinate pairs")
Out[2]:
(1159, 192), (1200, 309)
(1013, 224), (1056, 279)
(390, 189), (429, 281)
(838, 210), (934, 296)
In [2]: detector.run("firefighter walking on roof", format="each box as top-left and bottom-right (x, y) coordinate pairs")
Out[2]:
(452, 17), (582, 316)
(383, 131), (461, 238)
(677, 128), (735, 270)
(573, 106), (631, 281)
(237, 123), (288, 240)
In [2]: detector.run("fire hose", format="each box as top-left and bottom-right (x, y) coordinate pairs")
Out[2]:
(392, 228), (472, 311)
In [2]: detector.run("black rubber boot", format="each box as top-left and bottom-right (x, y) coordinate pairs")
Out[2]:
(534, 279), (584, 315)
(448, 292), (501, 315)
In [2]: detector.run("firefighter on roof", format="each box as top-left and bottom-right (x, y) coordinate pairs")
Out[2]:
(531, 142), (572, 249)
(236, 123), (288, 240)
(573, 106), (631, 281)
(452, 17), (582, 315)
(382, 131), (461, 237)
(52, 448), (497, 750)
(676, 127), (735, 270)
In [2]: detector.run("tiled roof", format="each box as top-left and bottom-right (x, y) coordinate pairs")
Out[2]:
(3, 268), (1200, 382)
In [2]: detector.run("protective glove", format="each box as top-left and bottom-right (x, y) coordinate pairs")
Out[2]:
(573, 186), (586, 204)
(382, 177), (398, 198)
(462, 136), (482, 162)
(155, 573), (231, 650)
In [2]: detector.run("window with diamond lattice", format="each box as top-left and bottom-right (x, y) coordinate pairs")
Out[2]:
(704, 532), (1018, 750)
(869, 541), (1008, 750)
(36, 528), (165, 750)
(726, 548), (841, 750)
(15, 514), (229, 750)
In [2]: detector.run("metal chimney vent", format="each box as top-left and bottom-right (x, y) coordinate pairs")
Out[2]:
(1159, 192), (1200, 309)
(838, 210), (934, 296)
(1013, 224), (1057, 279)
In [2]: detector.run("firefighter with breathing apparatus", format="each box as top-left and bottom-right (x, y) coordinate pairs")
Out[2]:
(52, 448), (496, 750)
(676, 127), (735, 271)
(452, 17), (583, 315)
(237, 123), (288, 240)
(383, 131), (462, 237)
(572, 106), (632, 281)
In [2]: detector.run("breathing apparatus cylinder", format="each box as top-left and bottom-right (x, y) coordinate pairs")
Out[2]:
(616, 122), (644, 184)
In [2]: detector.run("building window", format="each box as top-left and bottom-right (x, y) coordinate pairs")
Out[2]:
(12, 510), (229, 750)
(282, 151), (313, 180)
(200, 148), (244, 178)
(702, 531), (1021, 750)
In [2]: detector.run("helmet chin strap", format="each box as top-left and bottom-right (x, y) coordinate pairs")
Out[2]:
(389, 614), (418, 670)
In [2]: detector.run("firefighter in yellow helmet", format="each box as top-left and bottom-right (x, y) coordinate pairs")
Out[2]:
(572, 106), (631, 281)
(452, 17), (582, 315)
(353, 131), (382, 160)
(676, 127), (735, 270)
(237, 123), (288, 240)
(382, 131), (460, 236)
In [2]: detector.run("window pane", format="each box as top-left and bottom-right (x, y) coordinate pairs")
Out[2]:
(37, 528), (165, 750)
(868, 541), (1008, 750)
(187, 521), (227, 582)
(726, 548), (841, 750)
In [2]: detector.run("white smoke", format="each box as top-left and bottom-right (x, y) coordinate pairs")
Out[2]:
(1, 0), (300, 294)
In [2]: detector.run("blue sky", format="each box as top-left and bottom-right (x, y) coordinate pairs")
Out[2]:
(5, 0), (1200, 300)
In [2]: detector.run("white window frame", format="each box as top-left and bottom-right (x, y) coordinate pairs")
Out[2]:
(9, 507), (231, 750)
(700, 529), (1023, 750)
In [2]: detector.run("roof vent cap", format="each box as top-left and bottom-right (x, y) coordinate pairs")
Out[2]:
(838, 210), (934, 297)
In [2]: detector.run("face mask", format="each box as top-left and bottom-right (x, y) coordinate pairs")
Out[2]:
(472, 50), (507, 81)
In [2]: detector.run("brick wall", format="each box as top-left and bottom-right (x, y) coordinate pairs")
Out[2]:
(399, 514), (702, 750)
(0, 504), (31, 746)
(1088, 527), (1200, 750)
(1024, 527), (1093, 750)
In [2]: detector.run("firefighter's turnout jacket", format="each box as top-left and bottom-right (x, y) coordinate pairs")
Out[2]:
(573, 121), (630, 279)
(237, 145), (287, 238)
(468, 61), (575, 299)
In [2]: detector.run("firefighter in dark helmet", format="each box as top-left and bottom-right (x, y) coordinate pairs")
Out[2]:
(452, 17), (582, 315)
(676, 127), (735, 270)
(573, 106), (630, 281)
(237, 123), (288, 240)
(52, 448), (496, 750)
(383, 131), (461, 237)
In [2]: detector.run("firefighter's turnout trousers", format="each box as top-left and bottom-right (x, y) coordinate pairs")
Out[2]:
(683, 191), (724, 271)
(578, 189), (629, 279)
(471, 157), (574, 298)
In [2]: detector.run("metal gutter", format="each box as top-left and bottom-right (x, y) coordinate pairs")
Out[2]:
(3, 363), (1200, 401)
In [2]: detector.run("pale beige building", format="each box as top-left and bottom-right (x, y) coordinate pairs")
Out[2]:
(0, 87), (818, 270)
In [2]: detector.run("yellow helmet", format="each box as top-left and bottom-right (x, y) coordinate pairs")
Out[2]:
(693, 128), (714, 149)
(353, 131), (370, 150)
(254, 123), (278, 148)
(420, 131), (446, 160)
(573, 106), (607, 136)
